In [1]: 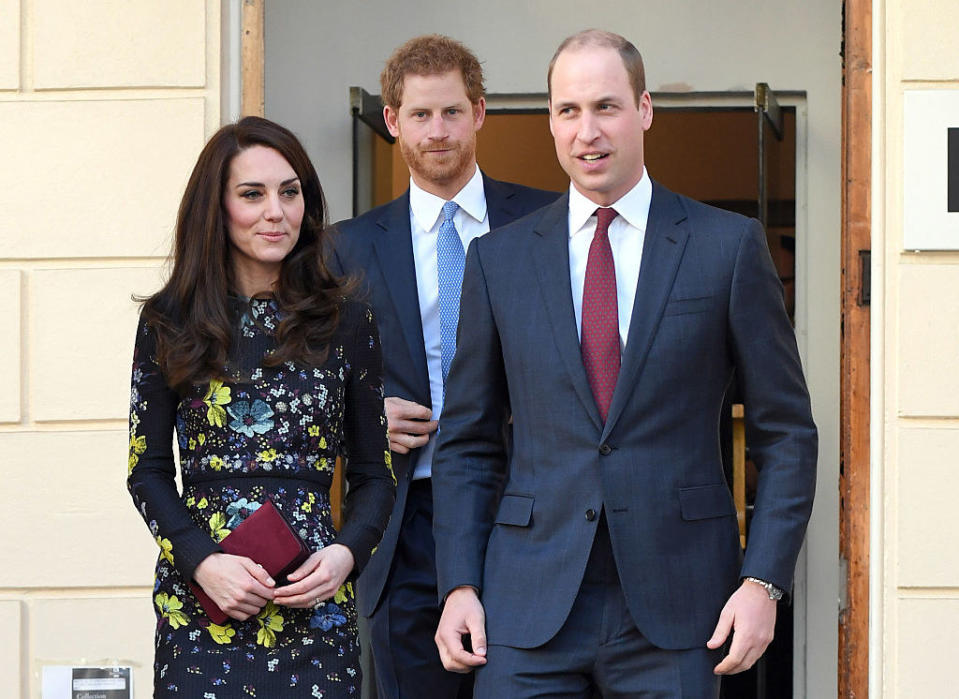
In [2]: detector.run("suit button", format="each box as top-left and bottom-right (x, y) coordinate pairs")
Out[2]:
(585, 509), (596, 521)
(599, 444), (612, 456)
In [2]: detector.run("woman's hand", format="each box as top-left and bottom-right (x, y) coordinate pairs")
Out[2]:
(192, 552), (276, 620)
(273, 544), (355, 608)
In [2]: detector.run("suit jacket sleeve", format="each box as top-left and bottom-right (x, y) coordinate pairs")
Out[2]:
(432, 238), (511, 602)
(729, 219), (818, 592)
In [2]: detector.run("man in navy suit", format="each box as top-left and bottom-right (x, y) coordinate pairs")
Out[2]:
(432, 29), (817, 697)
(330, 35), (558, 699)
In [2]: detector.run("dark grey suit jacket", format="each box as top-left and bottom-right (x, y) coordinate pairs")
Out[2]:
(329, 174), (559, 618)
(432, 182), (817, 650)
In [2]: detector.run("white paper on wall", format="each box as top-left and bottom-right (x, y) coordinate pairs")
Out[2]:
(903, 89), (959, 250)
(41, 666), (133, 699)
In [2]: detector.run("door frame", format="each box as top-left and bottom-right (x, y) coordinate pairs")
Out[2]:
(237, 2), (874, 694)
(839, 0), (872, 697)
(238, 0), (265, 118)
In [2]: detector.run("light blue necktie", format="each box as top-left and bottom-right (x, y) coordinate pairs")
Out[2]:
(437, 200), (465, 396)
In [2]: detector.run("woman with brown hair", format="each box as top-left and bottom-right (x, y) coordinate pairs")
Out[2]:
(127, 116), (394, 696)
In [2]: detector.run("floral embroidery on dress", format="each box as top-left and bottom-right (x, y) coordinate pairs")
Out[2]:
(208, 512), (231, 542)
(156, 535), (174, 564)
(203, 380), (232, 427)
(228, 399), (275, 437)
(256, 601), (285, 648)
(225, 498), (261, 528)
(207, 622), (236, 645)
(156, 592), (190, 629)
(309, 603), (347, 632)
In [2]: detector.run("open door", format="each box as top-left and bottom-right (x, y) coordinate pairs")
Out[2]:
(722, 83), (796, 699)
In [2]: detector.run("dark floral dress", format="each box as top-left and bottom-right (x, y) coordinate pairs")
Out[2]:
(127, 297), (395, 697)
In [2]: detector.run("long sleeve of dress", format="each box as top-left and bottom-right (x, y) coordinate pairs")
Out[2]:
(332, 302), (396, 574)
(127, 315), (222, 582)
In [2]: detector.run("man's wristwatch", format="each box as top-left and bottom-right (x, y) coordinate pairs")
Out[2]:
(744, 577), (784, 601)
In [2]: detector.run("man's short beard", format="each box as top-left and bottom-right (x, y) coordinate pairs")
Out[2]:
(400, 138), (476, 189)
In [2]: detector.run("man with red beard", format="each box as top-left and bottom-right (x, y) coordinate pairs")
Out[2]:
(330, 35), (558, 698)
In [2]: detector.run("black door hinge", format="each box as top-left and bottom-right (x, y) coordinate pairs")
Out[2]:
(858, 250), (870, 306)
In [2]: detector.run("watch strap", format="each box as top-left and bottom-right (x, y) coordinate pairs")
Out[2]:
(744, 576), (784, 601)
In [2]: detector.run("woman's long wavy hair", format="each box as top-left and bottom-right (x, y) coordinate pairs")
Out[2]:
(140, 116), (352, 392)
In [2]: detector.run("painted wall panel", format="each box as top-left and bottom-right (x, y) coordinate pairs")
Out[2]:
(0, 270), (21, 423)
(0, 430), (160, 588)
(0, 99), (204, 258)
(898, 265), (959, 416)
(896, 598), (959, 696)
(0, 0), (18, 89)
(33, 0), (205, 88)
(900, 1), (959, 81)
(897, 428), (959, 586)
(0, 600), (22, 695)
(31, 267), (162, 421)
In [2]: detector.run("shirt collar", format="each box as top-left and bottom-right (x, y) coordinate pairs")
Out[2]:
(408, 165), (486, 232)
(568, 167), (652, 237)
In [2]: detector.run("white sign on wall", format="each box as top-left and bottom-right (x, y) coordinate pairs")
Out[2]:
(903, 89), (959, 250)
(41, 666), (133, 699)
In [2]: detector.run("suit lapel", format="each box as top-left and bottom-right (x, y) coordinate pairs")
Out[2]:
(602, 183), (689, 440)
(371, 193), (431, 403)
(532, 194), (605, 432)
(484, 174), (520, 229)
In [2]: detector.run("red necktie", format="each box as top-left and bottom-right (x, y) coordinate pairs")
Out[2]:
(581, 207), (620, 423)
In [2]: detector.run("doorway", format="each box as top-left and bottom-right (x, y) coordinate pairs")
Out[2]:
(236, 0), (862, 693)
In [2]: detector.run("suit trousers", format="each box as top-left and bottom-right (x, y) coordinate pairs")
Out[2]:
(368, 478), (473, 699)
(474, 512), (721, 699)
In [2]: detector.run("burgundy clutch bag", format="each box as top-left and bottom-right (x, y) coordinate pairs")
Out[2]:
(189, 499), (311, 625)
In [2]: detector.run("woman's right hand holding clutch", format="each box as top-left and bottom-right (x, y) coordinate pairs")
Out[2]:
(193, 552), (276, 620)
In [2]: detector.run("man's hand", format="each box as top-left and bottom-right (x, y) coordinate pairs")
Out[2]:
(707, 579), (778, 674)
(385, 396), (437, 454)
(193, 552), (276, 620)
(273, 544), (355, 608)
(435, 586), (488, 672)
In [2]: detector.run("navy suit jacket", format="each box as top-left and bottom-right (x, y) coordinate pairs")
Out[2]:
(432, 182), (818, 650)
(329, 174), (559, 617)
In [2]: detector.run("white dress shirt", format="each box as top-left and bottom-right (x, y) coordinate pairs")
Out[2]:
(409, 165), (489, 479)
(568, 169), (652, 349)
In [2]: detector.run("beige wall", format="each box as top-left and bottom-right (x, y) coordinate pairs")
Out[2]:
(877, 0), (959, 695)
(0, 1), (221, 696)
